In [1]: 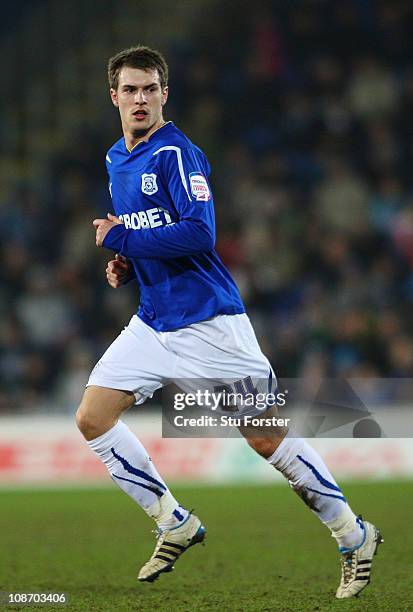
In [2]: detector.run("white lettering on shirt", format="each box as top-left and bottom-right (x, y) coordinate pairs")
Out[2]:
(119, 207), (173, 230)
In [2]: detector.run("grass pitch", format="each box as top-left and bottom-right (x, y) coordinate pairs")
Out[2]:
(0, 481), (412, 611)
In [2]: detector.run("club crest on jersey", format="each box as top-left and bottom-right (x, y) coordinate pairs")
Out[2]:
(141, 173), (158, 195)
(189, 172), (211, 201)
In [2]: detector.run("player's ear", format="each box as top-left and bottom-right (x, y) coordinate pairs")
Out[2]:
(110, 88), (119, 108)
(161, 86), (168, 106)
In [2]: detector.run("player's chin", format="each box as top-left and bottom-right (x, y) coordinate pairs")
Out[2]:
(131, 116), (150, 128)
(131, 118), (153, 135)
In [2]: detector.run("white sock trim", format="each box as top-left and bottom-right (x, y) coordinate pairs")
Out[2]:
(87, 420), (126, 453)
(147, 490), (178, 521)
(266, 434), (303, 471)
(325, 505), (358, 538)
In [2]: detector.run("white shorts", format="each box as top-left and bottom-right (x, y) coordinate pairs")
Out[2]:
(87, 313), (274, 406)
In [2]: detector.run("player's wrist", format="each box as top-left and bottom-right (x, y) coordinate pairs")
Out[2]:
(102, 223), (127, 251)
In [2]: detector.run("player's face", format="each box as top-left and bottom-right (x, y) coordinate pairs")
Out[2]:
(110, 67), (168, 143)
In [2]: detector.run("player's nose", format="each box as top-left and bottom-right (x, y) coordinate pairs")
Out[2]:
(135, 89), (147, 104)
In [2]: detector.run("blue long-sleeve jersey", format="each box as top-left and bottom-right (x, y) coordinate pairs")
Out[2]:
(103, 121), (245, 331)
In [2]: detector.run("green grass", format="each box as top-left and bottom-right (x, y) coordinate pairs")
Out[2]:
(0, 482), (412, 611)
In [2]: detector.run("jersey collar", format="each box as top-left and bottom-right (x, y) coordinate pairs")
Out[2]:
(125, 121), (173, 153)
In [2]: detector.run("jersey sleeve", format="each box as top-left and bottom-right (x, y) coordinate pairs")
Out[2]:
(103, 146), (216, 259)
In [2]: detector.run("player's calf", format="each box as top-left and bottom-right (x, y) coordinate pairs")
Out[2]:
(79, 415), (206, 581)
(248, 431), (383, 596)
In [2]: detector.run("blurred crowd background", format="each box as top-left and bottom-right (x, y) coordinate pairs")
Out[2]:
(1, 0), (413, 413)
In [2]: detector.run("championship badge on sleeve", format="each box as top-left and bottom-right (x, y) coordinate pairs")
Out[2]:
(189, 172), (211, 201)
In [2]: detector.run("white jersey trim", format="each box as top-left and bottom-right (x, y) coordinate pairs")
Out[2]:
(153, 145), (191, 201)
(106, 153), (112, 163)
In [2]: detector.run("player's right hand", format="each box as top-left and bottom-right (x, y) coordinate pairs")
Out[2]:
(106, 254), (132, 288)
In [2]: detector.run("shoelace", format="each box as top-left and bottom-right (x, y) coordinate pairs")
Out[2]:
(150, 528), (168, 559)
(152, 527), (163, 538)
(149, 510), (195, 559)
(341, 553), (356, 584)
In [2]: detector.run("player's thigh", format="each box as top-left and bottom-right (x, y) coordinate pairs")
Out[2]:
(87, 315), (175, 406)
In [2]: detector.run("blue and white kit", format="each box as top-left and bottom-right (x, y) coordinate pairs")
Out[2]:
(85, 118), (371, 596)
(102, 121), (244, 331)
(88, 122), (273, 403)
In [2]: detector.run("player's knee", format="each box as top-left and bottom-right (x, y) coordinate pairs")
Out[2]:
(245, 436), (278, 459)
(75, 404), (100, 440)
(75, 405), (90, 435)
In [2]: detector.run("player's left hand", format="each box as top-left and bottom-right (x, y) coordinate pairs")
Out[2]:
(93, 213), (123, 246)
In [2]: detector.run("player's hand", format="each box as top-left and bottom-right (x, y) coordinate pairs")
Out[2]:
(106, 254), (132, 288)
(93, 213), (123, 247)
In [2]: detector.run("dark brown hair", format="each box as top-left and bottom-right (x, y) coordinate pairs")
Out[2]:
(108, 45), (169, 90)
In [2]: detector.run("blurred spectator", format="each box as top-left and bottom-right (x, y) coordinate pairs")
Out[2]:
(54, 340), (95, 412)
(16, 266), (77, 347)
(347, 56), (399, 119)
(314, 159), (370, 235)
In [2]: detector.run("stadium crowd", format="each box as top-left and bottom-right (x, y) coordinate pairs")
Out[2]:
(1, 0), (413, 412)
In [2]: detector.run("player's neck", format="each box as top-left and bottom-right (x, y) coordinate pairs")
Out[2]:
(124, 118), (166, 152)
